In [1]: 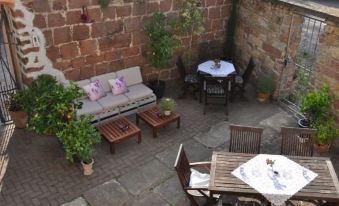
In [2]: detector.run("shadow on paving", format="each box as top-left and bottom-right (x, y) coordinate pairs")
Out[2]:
(0, 84), (337, 206)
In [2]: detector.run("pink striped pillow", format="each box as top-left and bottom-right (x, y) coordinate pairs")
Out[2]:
(83, 80), (106, 101)
(109, 76), (128, 95)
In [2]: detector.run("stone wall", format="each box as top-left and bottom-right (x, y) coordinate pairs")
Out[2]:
(6, 0), (232, 84)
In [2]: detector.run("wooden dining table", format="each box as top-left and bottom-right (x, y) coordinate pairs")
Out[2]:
(209, 152), (339, 205)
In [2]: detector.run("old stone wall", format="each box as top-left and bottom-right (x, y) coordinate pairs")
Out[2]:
(6, 0), (232, 84)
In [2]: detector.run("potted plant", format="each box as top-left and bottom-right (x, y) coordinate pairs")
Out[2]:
(145, 12), (178, 99)
(56, 116), (101, 175)
(314, 118), (338, 154)
(299, 85), (334, 128)
(256, 73), (275, 103)
(7, 90), (29, 128)
(159, 98), (176, 116)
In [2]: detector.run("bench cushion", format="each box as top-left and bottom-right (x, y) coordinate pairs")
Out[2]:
(90, 72), (117, 93)
(124, 84), (153, 101)
(77, 99), (103, 117)
(116, 66), (142, 86)
(75, 79), (91, 99)
(97, 93), (129, 109)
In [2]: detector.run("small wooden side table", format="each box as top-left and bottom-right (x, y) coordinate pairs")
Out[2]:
(136, 106), (180, 138)
(96, 116), (141, 154)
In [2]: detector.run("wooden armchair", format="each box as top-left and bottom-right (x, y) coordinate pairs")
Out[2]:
(174, 144), (218, 206)
(281, 127), (316, 156)
(229, 124), (263, 154)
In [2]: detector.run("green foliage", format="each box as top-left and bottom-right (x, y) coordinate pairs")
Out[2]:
(224, 0), (238, 58)
(98, 0), (110, 8)
(314, 118), (339, 145)
(145, 12), (178, 69)
(25, 74), (83, 135)
(159, 98), (176, 111)
(300, 85), (334, 125)
(56, 116), (101, 163)
(176, 0), (204, 35)
(6, 89), (30, 112)
(256, 74), (275, 94)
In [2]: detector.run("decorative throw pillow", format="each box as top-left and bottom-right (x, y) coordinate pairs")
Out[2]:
(83, 80), (106, 101)
(109, 76), (128, 95)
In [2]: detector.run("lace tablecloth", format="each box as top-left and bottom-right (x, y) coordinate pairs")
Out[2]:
(197, 60), (235, 77)
(232, 154), (318, 206)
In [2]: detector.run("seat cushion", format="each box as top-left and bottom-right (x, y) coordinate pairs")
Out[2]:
(206, 84), (225, 94)
(75, 79), (91, 99)
(124, 84), (153, 101)
(187, 169), (219, 198)
(184, 74), (199, 84)
(97, 93), (129, 109)
(90, 72), (117, 92)
(76, 99), (103, 117)
(116, 66), (142, 86)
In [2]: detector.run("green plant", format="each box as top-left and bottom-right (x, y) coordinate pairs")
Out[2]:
(159, 98), (176, 111)
(98, 0), (110, 8)
(145, 12), (178, 69)
(26, 74), (83, 135)
(256, 74), (275, 94)
(6, 89), (30, 112)
(56, 116), (101, 163)
(315, 118), (339, 145)
(175, 0), (204, 69)
(300, 85), (334, 125)
(224, 0), (238, 58)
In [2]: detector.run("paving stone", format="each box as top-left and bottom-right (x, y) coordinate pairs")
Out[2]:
(127, 192), (170, 206)
(153, 175), (186, 205)
(117, 159), (172, 195)
(258, 111), (296, 132)
(60, 197), (88, 206)
(83, 179), (129, 206)
(194, 121), (231, 148)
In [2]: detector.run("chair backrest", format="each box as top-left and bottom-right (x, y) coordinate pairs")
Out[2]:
(203, 75), (231, 92)
(229, 124), (263, 154)
(176, 56), (187, 79)
(242, 58), (256, 87)
(281, 127), (316, 156)
(174, 144), (191, 189)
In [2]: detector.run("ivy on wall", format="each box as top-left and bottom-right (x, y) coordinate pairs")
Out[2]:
(224, 0), (239, 59)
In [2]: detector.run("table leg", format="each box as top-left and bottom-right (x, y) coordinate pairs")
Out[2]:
(137, 132), (141, 144)
(207, 192), (214, 206)
(110, 143), (115, 154)
(177, 117), (180, 129)
(136, 115), (139, 126)
(152, 127), (157, 138)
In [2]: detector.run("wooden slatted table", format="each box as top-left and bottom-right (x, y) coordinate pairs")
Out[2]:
(209, 152), (339, 205)
(136, 106), (180, 138)
(96, 116), (141, 154)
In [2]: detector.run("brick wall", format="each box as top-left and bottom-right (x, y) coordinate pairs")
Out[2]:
(7, 0), (232, 84)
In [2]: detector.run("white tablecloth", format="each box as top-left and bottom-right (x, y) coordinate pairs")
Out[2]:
(197, 60), (235, 77)
(232, 154), (318, 206)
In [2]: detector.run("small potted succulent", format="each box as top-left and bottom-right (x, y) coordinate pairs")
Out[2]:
(7, 90), (29, 128)
(314, 118), (338, 154)
(56, 116), (101, 175)
(159, 98), (176, 116)
(256, 73), (275, 103)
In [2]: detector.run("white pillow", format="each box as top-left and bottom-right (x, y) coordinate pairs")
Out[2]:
(189, 168), (210, 188)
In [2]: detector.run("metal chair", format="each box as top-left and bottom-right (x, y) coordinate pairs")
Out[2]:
(281, 127), (317, 156)
(233, 57), (256, 99)
(174, 144), (219, 206)
(229, 124), (263, 154)
(177, 56), (199, 98)
(202, 75), (231, 116)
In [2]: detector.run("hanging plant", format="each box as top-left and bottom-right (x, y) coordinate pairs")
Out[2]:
(98, 0), (110, 8)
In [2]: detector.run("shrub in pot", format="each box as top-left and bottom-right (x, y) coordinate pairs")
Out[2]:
(159, 98), (176, 116)
(314, 118), (338, 153)
(56, 116), (101, 175)
(256, 73), (275, 103)
(7, 90), (29, 128)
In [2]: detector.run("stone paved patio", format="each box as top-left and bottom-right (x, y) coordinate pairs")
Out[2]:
(0, 86), (338, 206)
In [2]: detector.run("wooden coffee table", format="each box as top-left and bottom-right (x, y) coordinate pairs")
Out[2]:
(96, 116), (141, 154)
(136, 106), (180, 138)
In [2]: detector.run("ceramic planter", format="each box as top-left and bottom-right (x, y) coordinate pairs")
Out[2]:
(164, 111), (171, 116)
(9, 111), (27, 129)
(256, 93), (270, 103)
(81, 159), (94, 176)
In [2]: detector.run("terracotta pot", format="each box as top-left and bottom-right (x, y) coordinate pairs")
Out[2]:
(256, 93), (270, 103)
(314, 143), (330, 154)
(164, 111), (171, 116)
(9, 111), (27, 129)
(81, 159), (94, 176)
